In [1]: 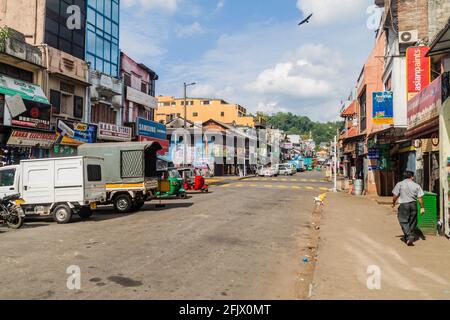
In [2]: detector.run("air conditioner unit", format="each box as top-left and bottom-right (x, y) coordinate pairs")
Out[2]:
(399, 30), (418, 44)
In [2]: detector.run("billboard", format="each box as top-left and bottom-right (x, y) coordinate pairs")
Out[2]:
(407, 46), (431, 101)
(98, 122), (132, 142)
(372, 91), (394, 125)
(136, 117), (167, 140)
(55, 119), (97, 146)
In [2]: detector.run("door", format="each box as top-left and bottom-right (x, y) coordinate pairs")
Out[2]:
(84, 158), (106, 202)
(54, 158), (84, 202)
(0, 167), (18, 198)
(22, 161), (55, 204)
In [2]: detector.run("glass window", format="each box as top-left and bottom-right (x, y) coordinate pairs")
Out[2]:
(104, 40), (111, 60)
(87, 9), (95, 25)
(97, 0), (104, 13)
(87, 165), (102, 182)
(111, 43), (118, 64)
(112, 23), (119, 38)
(96, 57), (103, 71)
(97, 12), (104, 30)
(86, 53), (95, 68)
(104, 18), (111, 35)
(95, 35), (103, 57)
(104, 0), (111, 18)
(87, 30), (95, 53)
(0, 169), (15, 187)
(88, 0), (96, 8)
(112, 2), (119, 23)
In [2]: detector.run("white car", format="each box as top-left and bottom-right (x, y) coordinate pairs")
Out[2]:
(276, 164), (293, 176)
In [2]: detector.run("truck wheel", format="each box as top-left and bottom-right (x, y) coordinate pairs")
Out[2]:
(52, 204), (72, 224)
(133, 200), (145, 211)
(78, 207), (93, 219)
(114, 194), (133, 213)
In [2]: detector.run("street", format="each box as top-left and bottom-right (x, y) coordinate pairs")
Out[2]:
(0, 172), (330, 300)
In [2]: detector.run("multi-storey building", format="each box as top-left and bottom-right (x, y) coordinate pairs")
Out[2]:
(156, 96), (255, 127)
(121, 52), (158, 123)
(85, 0), (123, 126)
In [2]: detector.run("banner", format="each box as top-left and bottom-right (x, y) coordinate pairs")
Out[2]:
(55, 119), (97, 146)
(407, 46), (431, 101)
(372, 91), (394, 125)
(7, 130), (55, 149)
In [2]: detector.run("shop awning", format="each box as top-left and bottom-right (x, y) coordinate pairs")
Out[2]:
(0, 74), (49, 104)
(405, 117), (439, 139)
(427, 18), (450, 57)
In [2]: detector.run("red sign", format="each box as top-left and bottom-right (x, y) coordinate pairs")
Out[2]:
(407, 75), (441, 129)
(407, 46), (431, 101)
(138, 136), (169, 155)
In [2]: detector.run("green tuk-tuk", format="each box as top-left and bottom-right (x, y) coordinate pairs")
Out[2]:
(155, 168), (186, 199)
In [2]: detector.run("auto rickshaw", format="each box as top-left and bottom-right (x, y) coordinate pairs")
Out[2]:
(155, 168), (186, 199)
(180, 167), (209, 193)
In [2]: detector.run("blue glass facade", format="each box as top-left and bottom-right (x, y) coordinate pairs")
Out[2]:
(86, 0), (120, 78)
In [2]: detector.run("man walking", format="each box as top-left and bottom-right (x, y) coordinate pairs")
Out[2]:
(392, 171), (425, 246)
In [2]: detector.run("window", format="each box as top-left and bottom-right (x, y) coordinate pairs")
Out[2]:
(50, 90), (61, 114)
(0, 169), (15, 187)
(203, 100), (210, 105)
(74, 96), (84, 118)
(124, 73), (131, 87)
(359, 89), (367, 132)
(0, 63), (33, 83)
(193, 112), (198, 117)
(221, 112), (225, 117)
(87, 165), (102, 182)
(141, 81), (147, 94)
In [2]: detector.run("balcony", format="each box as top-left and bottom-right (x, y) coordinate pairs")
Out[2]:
(0, 28), (44, 68)
(90, 70), (122, 97)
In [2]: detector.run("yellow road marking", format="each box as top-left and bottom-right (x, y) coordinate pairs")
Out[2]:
(264, 185), (273, 188)
(220, 184), (231, 188)
(292, 186), (301, 189)
(306, 186), (314, 190)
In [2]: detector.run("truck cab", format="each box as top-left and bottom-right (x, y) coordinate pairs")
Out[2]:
(0, 165), (20, 199)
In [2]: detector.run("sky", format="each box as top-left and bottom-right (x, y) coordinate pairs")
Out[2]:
(121, 0), (377, 122)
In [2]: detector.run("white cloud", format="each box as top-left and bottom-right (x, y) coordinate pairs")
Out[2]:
(123, 0), (178, 13)
(216, 0), (225, 11)
(175, 22), (205, 37)
(297, 0), (372, 25)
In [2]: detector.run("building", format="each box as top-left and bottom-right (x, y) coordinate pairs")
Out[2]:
(121, 52), (158, 124)
(0, 28), (53, 163)
(0, 0), (101, 156)
(156, 96), (255, 127)
(85, 0), (123, 126)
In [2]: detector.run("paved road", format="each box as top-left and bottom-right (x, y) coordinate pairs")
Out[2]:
(0, 171), (330, 300)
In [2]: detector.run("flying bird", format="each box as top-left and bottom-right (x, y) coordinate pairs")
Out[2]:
(298, 13), (313, 26)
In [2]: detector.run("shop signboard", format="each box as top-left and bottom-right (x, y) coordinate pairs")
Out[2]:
(55, 119), (97, 146)
(126, 87), (158, 109)
(0, 75), (49, 104)
(407, 75), (442, 130)
(372, 92), (394, 125)
(406, 46), (431, 101)
(97, 122), (132, 142)
(136, 117), (167, 140)
(7, 130), (55, 149)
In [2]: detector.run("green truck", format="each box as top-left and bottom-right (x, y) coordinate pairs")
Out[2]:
(78, 142), (162, 213)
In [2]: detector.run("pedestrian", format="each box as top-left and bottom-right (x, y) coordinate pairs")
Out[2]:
(392, 171), (425, 246)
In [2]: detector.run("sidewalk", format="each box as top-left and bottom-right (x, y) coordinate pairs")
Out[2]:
(311, 192), (450, 300)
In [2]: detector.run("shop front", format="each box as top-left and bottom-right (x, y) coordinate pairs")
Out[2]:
(0, 74), (53, 164)
(136, 117), (169, 156)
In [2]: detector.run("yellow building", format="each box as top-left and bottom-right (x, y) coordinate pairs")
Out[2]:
(156, 96), (255, 127)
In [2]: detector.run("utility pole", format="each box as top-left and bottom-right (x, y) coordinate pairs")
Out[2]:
(333, 134), (337, 193)
(183, 82), (196, 166)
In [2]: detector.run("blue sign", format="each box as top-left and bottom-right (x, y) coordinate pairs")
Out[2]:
(137, 118), (167, 140)
(372, 92), (394, 124)
(56, 119), (97, 145)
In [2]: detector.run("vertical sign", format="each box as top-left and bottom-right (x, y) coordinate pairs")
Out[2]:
(372, 91), (394, 125)
(407, 46), (431, 101)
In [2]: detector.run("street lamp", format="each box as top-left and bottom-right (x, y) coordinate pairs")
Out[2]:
(183, 82), (196, 165)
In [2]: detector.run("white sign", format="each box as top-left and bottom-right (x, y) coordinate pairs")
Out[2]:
(127, 86), (157, 109)
(7, 130), (56, 148)
(97, 122), (132, 142)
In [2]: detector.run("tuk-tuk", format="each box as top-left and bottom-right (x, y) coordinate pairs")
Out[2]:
(155, 168), (186, 198)
(180, 167), (209, 193)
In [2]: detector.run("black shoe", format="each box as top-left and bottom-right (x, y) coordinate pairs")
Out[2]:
(400, 236), (407, 243)
(407, 238), (415, 246)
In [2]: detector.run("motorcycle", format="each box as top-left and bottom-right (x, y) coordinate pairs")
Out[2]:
(0, 194), (25, 229)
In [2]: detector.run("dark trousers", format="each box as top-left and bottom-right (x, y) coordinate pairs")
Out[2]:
(398, 202), (418, 241)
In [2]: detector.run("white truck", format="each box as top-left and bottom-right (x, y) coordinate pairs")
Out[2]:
(0, 157), (106, 224)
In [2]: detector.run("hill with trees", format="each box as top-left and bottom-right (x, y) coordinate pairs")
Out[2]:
(256, 112), (342, 145)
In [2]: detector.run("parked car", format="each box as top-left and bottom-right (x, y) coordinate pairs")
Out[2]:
(287, 163), (297, 175)
(276, 164), (294, 176)
(78, 142), (162, 213)
(257, 165), (266, 177)
(0, 156), (106, 224)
